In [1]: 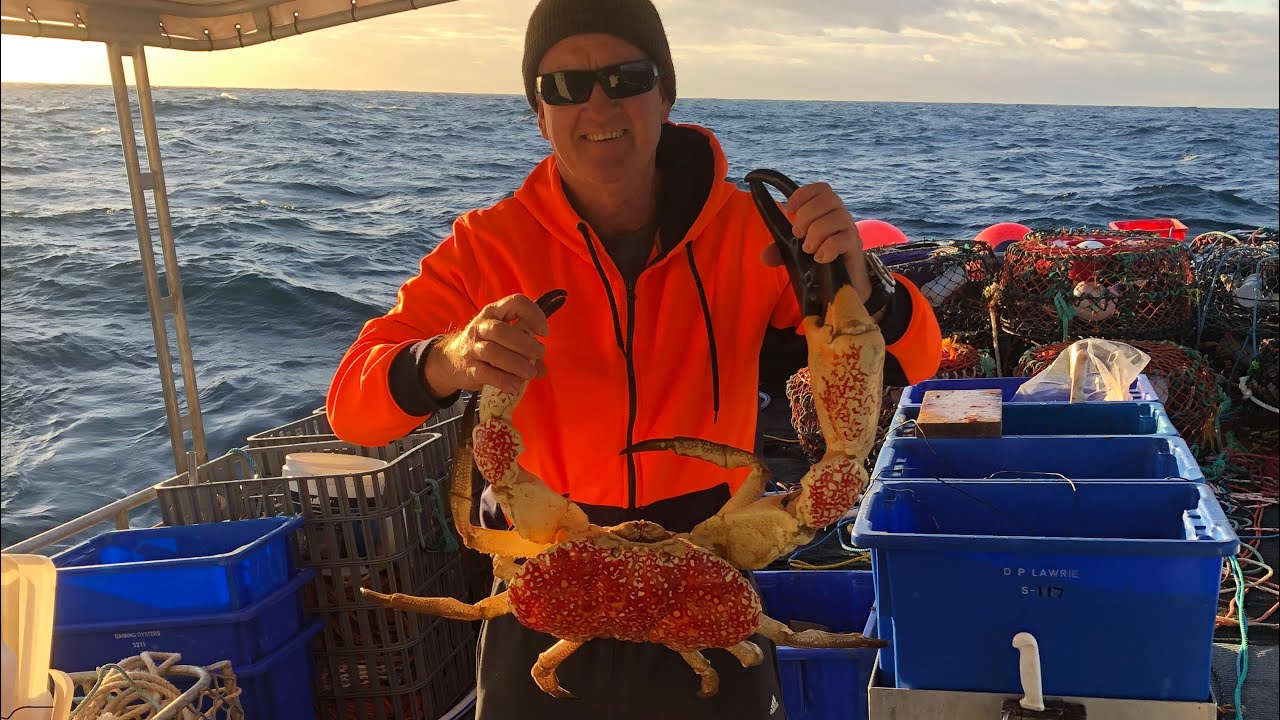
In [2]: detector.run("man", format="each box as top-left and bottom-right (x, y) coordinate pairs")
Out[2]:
(327, 1), (941, 717)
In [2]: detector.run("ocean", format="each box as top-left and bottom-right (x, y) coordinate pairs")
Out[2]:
(1, 83), (1277, 547)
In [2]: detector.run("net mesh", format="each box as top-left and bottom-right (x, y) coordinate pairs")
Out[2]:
(1015, 339), (1223, 451)
(997, 229), (1195, 343)
(787, 339), (993, 464)
(870, 239), (999, 347)
(1189, 231), (1278, 379)
(1243, 337), (1279, 411)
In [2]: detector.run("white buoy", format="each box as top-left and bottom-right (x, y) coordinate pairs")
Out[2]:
(1073, 280), (1119, 323)
(918, 264), (970, 307)
(1233, 273), (1278, 309)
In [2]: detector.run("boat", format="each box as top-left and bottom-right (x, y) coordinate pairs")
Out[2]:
(2, 2), (1275, 719)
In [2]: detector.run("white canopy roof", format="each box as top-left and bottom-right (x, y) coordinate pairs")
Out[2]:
(1, 0), (458, 50)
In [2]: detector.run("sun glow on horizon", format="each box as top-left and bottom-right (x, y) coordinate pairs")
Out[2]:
(1, 0), (1277, 108)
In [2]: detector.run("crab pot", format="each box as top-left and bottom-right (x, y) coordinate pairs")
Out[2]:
(850, 480), (1238, 701)
(1015, 340), (1221, 449)
(997, 229), (1194, 344)
(755, 570), (878, 720)
(1189, 235), (1278, 371)
(870, 240), (999, 347)
(1240, 337), (1279, 424)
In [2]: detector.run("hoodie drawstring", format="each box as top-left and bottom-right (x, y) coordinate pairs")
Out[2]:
(578, 223), (626, 353)
(685, 244), (721, 423)
(578, 222), (721, 426)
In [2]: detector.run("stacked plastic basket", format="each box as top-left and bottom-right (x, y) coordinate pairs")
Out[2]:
(50, 516), (320, 718)
(850, 374), (1240, 703)
(153, 406), (475, 720)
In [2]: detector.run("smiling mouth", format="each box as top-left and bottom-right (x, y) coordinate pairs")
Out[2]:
(583, 129), (627, 142)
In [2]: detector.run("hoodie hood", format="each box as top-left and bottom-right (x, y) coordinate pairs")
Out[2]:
(514, 122), (735, 266)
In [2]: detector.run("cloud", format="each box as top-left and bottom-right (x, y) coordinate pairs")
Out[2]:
(657, 0), (1278, 106)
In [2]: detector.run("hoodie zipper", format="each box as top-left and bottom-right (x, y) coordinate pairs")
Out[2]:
(577, 223), (640, 508)
(623, 281), (639, 508)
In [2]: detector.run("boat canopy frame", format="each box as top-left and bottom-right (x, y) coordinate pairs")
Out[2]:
(2, 0), (456, 51)
(2, 0), (458, 554)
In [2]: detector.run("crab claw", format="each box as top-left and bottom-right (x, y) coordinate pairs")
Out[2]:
(536, 289), (568, 317)
(745, 168), (853, 323)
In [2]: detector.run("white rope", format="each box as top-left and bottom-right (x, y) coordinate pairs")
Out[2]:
(1238, 375), (1279, 413)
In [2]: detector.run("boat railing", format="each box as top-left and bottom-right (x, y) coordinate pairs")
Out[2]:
(3, 484), (160, 555)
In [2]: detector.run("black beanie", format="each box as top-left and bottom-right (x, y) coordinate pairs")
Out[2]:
(522, 0), (676, 110)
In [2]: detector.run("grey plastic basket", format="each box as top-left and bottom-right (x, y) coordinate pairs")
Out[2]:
(248, 400), (468, 449)
(154, 432), (476, 720)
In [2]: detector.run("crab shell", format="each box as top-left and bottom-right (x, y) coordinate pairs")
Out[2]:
(506, 530), (762, 652)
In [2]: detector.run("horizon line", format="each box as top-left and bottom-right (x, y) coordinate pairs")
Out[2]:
(2, 80), (1276, 112)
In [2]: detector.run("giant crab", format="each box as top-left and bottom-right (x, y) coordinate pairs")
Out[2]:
(363, 170), (888, 699)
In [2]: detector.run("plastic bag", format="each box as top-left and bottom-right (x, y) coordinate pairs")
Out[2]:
(1014, 339), (1150, 403)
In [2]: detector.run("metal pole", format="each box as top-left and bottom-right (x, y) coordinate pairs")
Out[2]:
(105, 44), (208, 475)
(132, 45), (208, 466)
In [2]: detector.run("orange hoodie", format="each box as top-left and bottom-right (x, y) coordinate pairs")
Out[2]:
(328, 123), (940, 515)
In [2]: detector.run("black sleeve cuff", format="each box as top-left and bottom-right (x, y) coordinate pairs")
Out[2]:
(389, 336), (462, 417)
(877, 279), (913, 345)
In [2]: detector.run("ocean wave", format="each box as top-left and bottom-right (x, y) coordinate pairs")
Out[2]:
(2, 84), (1277, 545)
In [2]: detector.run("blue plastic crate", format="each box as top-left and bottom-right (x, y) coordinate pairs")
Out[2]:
(872, 436), (1202, 482)
(849, 480), (1237, 701)
(898, 374), (1159, 406)
(755, 570), (877, 720)
(237, 619), (322, 720)
(51, 569), (314, 671)
(53, 516), (303, 625)
(887, 401), (1177, 440)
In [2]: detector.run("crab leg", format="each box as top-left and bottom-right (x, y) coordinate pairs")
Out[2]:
(471, 290), (590, 545)
(531, 639), (587, 699)
(679, 650), (720, 698)
(627, 437), (805, 569)
(756, 615), (887, 649)
(792, 283), (883, 529)
(724, 640), (764, 667)
(361, 588), (513, 621)
(623, 437), (771, 514)
(449, 408), (551, 558)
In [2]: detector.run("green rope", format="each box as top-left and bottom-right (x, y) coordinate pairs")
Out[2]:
(1051, 291), (1077, 341)
(228, 447), (260, 478)
(71, 663), (166, 719)
(1230, 556), (1248, 720)
(978, 352), (997, 378)
(412, 478), (459, 553)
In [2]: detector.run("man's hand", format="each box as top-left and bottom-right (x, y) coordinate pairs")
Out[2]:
(759, 182), (875, 305)
(424, 294), (550, 397)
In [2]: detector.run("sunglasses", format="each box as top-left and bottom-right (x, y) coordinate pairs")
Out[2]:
(536, 60), (660, 106)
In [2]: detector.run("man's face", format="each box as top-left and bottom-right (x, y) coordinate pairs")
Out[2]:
(536, 33), (672, 191)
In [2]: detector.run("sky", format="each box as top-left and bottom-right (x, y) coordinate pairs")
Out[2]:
(2, 0), (1278, 108)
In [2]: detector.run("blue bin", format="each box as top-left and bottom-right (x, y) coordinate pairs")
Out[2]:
(849, 480), (1237, 701)
(887, 402), (1177, 440)
(51, 569), (314, 671)
(872, 436), (1202, 482)
(755, 570), (877, 720)
(237, 620), (322, 720)
(53, 517), (303, 624)
(898, 374), (1159, 407)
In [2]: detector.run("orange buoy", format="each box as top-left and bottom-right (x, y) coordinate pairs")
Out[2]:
(974, 222), (1031, 252)
(856, 218), (909, 249)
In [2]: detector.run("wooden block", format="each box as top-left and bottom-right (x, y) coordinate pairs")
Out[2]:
(916, 389), (1002, 438)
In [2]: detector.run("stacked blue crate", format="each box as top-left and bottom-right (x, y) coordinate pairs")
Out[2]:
(51, 516), (320, 719)
(755, 570), (878, 720)
(853, 374), (1239, 703)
